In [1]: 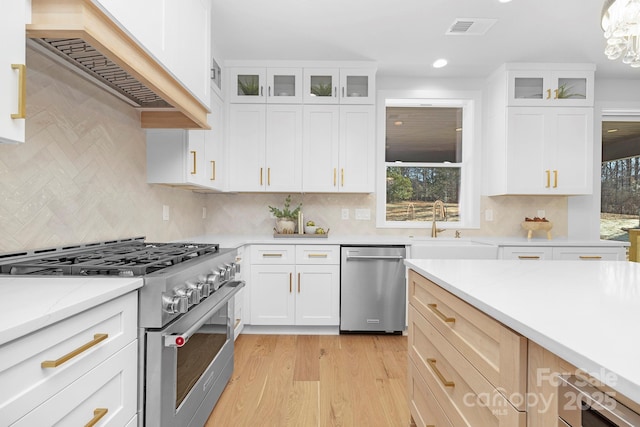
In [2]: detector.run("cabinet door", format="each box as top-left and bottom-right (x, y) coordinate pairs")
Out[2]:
(250, 265), (295, 325)
(146, 129), (207, 187)
(339, 106), (375, 192)
(552, 246), (625, 260)
(339, 68), (376, 104)
(295, 264), (340, 325)
(500, 246), (553, 260)
(302, 105), (340, 191)
(1, 0), (26, 144)
(229, 67), (266, 103)
(508, 70), (593, 107)
(303, 68), (339, 104)
(266, 68), (302, 103)
(505, 108), (547, 193)
(265, 105), (303, 191)
(204, 93), (224, 190)
(228, 104), (267, 191)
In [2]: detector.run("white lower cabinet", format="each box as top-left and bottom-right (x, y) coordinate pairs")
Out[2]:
(500, 245), (626, 260)
(0, 292), (138, 426)
(249, 245), (339, 326)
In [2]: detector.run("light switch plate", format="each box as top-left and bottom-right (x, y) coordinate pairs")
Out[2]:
(341, 208), (349, 220)
(355, 208), (371, 220)
(485, 209), (494, 221)
(163, 205), (170, 221)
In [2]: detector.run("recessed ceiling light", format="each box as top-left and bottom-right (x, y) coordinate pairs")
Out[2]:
(607, 128), (619, 133)
(394, 121), (403, 126)
(433, 59), (448, 68)
(498, 0), (512, 3)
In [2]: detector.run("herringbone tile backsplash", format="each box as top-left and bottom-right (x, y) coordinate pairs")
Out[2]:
(0, 48), (207, 253)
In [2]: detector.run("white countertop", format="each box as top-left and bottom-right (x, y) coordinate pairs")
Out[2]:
(404, 258), (640, 404)
(0, 276), (142, 346)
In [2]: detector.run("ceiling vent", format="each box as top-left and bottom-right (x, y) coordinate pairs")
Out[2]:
(445, 18), (497, 35)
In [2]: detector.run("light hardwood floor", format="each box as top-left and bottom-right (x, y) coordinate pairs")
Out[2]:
(205, 334), (410, 427)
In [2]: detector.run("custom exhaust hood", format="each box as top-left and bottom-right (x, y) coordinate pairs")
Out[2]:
(27, 0), (209, 129)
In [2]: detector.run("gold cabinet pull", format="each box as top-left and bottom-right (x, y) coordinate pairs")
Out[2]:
(42, 333), (108, 368)
(427, 358), (455, 388)
(545, 170), (551, 188)
(85, 408), (108, 427)
(11, 64), (26, 119)
(546, 88), (552, 100)
(297, 272), (301, 293)
(553, 170), (558, 188)
(554, 88), (559, 99)
(289, 272), (292, 293)
(308, 254), (328, 258)
(262, 253), (283, 258)
(268, 167), (271, 186)
(333, 168), (337, 186)
(341, 168), (344, 187)
(579, 255), (603, 260)
(518, 255), (540, 259)
(210, 160), (216, 181)
(190, 151), (197, 174)
(427, 303), (455, 324)
(260, 167), (263, 185)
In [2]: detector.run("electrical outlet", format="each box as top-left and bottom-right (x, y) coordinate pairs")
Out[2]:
(485, 209), (494, 222)
(202, 207), (207, 219)
(355, 208), (371, 220)
(341, 208), (349, 220)
(162, 205), (170, 221)
(537, 210), (545, 218)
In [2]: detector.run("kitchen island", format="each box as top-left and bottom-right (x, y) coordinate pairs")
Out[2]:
(405, 258), (640, 426)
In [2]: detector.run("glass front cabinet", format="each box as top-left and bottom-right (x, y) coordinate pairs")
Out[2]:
(303, 68), (375, 104)
(506, 65), (595, 107)
(229, 67), (302, 103)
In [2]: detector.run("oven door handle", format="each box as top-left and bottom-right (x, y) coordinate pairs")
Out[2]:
(164, 280), (245, 348)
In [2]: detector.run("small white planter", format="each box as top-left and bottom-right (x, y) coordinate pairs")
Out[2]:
(275, 218), (296, 234)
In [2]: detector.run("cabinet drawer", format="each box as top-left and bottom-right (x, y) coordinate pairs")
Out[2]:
(409, 306), (526, 427)
(0, 292), (137, 424)
(251, 245), (295, 264)
(295, 245), (339, 264)
(408, 270), (527, 409)
(409, 358), (453, 427)
(500, 246), (553, 260)
(552, 247), (624, 260)
(13, 340), (137, 426)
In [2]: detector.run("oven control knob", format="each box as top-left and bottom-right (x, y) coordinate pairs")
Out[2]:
(202, 271), (221, 291)
(225, 263), (236, 279)
(176, 287), (198, 305)
(185, 281), (203, 303)
(162, 294), (189, 314)
(218, 266), (229, 282)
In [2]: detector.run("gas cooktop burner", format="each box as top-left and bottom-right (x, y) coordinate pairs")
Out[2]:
(0, 238), (220, 277)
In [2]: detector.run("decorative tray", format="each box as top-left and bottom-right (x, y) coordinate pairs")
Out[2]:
(273, 233), (328, 238)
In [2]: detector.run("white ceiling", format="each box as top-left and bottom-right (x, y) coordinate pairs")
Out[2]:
(211, 0), (640, 80)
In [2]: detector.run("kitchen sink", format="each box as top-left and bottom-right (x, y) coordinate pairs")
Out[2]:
(409, 238), (498, 259)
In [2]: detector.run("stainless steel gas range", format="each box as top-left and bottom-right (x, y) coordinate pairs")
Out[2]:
(0, 237), (244, 427)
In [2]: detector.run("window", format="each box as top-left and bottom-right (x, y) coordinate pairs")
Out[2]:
(376, 95), (480, 229)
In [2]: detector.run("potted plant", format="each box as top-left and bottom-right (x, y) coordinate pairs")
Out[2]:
(268, 195), (302, 234)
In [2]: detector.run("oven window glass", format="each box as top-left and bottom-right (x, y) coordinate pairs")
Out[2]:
(175, 314), (228, 408)
(582, 402), (618, 427)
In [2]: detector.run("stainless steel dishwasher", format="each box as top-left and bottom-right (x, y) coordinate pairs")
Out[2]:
(340, 245), (406, 333)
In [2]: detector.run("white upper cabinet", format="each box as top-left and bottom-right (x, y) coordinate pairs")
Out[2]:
(1, 0), (27, 144)
(228, 67), (302, 104)
(499, 63), (595, 107)
(93, 0), (211, 107)
(303, 68), (375, 104)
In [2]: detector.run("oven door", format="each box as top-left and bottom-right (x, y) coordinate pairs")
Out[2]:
(557, 375), (640, 427)
(144, 281), (244, 427)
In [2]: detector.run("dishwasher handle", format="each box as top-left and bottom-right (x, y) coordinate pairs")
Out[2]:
(345, 255), (405, 261)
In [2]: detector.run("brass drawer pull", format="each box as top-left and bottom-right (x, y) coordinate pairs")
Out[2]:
(190, 150), (197, 174)
(427, 358), (455, 388)
(85, 408), (108, 427)
(579, 255), (602, 260)
(11, 64), (26, 119)
(518, 255), (541, 260)
(308, 254), (328, 258)
(262, 253), (283, 258)
(298, 272), (301, 293)
(210, 160), (216, 181)
(289, 272), (292, 293)
(427, 303), (455, 323)
(42, 333), (108, 368)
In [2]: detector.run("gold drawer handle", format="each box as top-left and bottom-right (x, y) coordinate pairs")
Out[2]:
(579, 255), (602, 260)
(518, 255), (540, 260)
(190, 150), (197, 174)
(85, 408), (108, 427)
(427, 358), (455, 388)
(11, 64), (26, 119)
(262, 253), (283, 258)
(289, 272), (292, 293)
(427, 303), (455, 323)
(42, 333), (108, 368)
(308, 254), (328, 258)
(298, 272), (301, 293)
(210, 160), (216, 181)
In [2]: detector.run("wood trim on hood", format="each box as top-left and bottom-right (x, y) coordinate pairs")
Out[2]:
(27, 0), (210, 129)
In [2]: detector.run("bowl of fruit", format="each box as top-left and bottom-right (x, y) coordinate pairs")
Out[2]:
(304, 221), (317, 234)
(521, 216), (553, 239)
